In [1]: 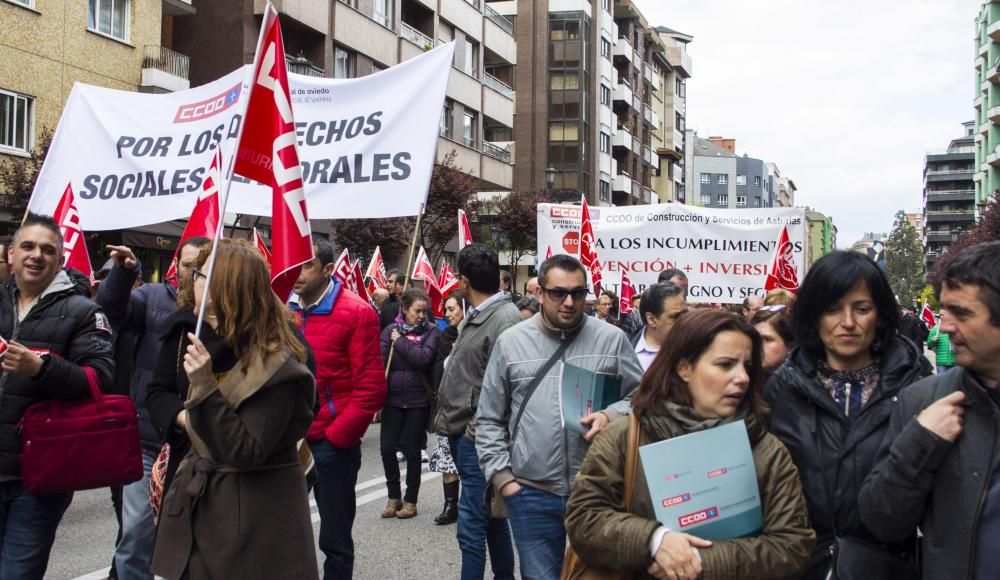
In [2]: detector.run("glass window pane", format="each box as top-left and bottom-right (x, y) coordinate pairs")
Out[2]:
(14, 97), (26, 150)
(0, 94), (12, 147)
(87, 0), (97, 28)
(112, 0), (127, 38)
(99, 0), (113, 34)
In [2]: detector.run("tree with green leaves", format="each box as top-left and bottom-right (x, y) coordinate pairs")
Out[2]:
(884, 210), (925, 308)
(930, 191), (1000, 286)
(480, 188), (553, 290)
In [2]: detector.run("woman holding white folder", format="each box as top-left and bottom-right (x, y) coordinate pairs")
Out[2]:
(565, 310), (814, 580)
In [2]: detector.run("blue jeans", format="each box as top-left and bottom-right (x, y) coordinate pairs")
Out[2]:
(115, 448), (157, 580)
(311, 440), (362, 580)
(505, 486), (568, 580)
(0, 480), (72, 580)
(450, 435), (515, 580)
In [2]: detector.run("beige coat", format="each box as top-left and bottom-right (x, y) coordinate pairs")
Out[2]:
(151, 348), (318, 580)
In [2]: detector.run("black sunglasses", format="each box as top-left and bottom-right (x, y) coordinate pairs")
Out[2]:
(542, 286), (589, 301)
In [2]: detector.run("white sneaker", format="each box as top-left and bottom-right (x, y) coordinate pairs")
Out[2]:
(421, 450), (429, 463)
(396, 451), (405, 462)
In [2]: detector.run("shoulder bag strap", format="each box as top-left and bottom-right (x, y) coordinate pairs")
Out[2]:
(509, 336), (575, 445)
(623, 412), (640, 512)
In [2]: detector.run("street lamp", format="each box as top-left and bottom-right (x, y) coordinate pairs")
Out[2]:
(545, 166), (557, 190)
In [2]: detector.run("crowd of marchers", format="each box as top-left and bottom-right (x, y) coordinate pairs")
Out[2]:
(0, 211), (998, 580)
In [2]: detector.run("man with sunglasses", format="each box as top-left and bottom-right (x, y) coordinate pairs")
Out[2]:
(97, 237), (210, 580)
(474, 254), (643, 579)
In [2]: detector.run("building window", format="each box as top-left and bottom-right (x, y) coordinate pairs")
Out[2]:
(599, 132), (610, 154)
(718, 194), (729, 205)
(8, 0), (34, 7)
(0, 89), (33, 154)
(700, 173), (710, 184)
(600, 37), (611, 59)
(373, 0), (391, 28)
(550, 73), (579, 90)
(463, 112), (477, 148)
(736, 175), (746, 185)
(676, 78), (685, 98)
(334, 46), (355, 78)
(754, 197), (761, 207)
(439, 100), (453, 138)
(599, 84), (610, 106)
(736, 195), (747, 207)
(462, 38), (479, 78)
(88, 0), (130, 41)
(717, 174), (728, 185)
(599, 179), (610, 202)
(754, 176), (761, 187)
(700, 193), (711, 205)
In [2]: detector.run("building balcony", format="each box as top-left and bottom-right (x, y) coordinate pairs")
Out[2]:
(989, 19), (1000, 41)
(980, 122), (991, 135)
(259, 0), (330, 34)
(980, 40), (990, 58)
(925, 189), (976, 203)
(673, 163), (683, 183)
(642, 104), (653, 125)
(642, 145), (654, 166)
(163, 0), (195, 16)
(632, 136), (642, 154)
(643, 187), (656, 204)
(925, 231), (956, 243)
(612, 127), (633, 151)
(632, 179), (641, 199)
(990, 150), (1000, 166)
(613, 172), (632, 193)
(925, 210), (976, 223)
(989, 105), (1000, 123)
(643, 63), (653, 84)
(140, 46), (190, 93)
(651, 68), (661, 90)
(989, 64), (1000, 84)
(613, 80), (633, 105)
(665, 46), (692, 78)
(651, 108), (660, 128)
(632, 94), (642, 112)
(481, 140), (512, 163)
(401, 21), (435, 51)
(612, 38), (633, 63)
(483, 3), (514, 36)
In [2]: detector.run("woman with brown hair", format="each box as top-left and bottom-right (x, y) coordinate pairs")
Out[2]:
(149, 239), (319, 580)
(565, 310), (814, 579)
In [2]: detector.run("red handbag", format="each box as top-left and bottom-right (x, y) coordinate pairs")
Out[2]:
(18, 372), (143, 496)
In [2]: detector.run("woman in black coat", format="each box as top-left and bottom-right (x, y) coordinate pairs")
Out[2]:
(766, 251), (931, 579)
(428, 291), (464, 525)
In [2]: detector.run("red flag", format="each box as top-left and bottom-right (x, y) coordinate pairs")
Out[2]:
(332, 249), (352, 288)
(364, 246), (388, 291)
(438, 260), (459, 295)
(233, 5), (312, 300)
(53, 184), (92, 280)
(921, 302), (937, 329)
(412, 247), (443, 316)
(579, 197), (602, 295)
(351, 259), (370, 303)
(619, 271), (636, 314)
(165, 149), (222, 283)
(764, 225), (799, 294)
(545, 245), (553, 260)
(458, 209), (474, 249)
(252, 227), (272, 265)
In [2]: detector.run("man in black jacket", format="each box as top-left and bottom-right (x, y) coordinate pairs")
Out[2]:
(860, 241), (1000, 580)
(0, 213), (115, 579)
(378, 268), (405, 331)
(97, 238), (209, 580)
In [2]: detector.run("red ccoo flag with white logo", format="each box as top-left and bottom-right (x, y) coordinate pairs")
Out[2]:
(252, 227), (272, 265)
(364, 246), (388, 295)
(579, 196), (602, 295)
(921, 302), (937, 329)
(619, 271), (636, 315)
(332, 248), (353, 288)
(351, 259), (370, 303)
(53, 183), (92, 280)
(764, 225), (799, 294)
(233, 4), (312, 301)
(412, 246), (443, 316)
(438, 260), (459, 296)
(458, 209), (474, 249)
(164, 149), (222, 284)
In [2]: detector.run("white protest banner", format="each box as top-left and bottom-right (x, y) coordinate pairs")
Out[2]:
(29, 42), (456, 230)
(537, 203), (806, 304)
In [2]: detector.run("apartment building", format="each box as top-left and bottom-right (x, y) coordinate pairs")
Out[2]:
(923, 121), (976, 271)
(171, 0), (516, 194)
(974, 0), (1000, 210)
(686, 133), (774, 209)
(653, 26), (691, 204)
(0, 0), (192, 165)
(504, 0), (682, 206)
(767, 162), (796, 208)
(806, 209), (837, 266)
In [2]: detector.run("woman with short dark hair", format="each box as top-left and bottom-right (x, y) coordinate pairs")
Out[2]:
(379, 288), (441, 519)
(767, 251), (930, 579)
(751, 305), (794, 379)
(565, 310), (813, 579)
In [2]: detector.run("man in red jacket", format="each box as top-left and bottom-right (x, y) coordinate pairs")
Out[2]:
(289, 236), (387, 580)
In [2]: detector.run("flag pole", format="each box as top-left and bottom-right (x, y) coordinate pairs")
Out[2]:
(385, 202), (425, 378)
(194, 2), (273, 338)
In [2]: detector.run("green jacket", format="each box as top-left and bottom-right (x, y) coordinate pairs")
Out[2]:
(926, 325), (955, 367)
(565, 411), (814, 579)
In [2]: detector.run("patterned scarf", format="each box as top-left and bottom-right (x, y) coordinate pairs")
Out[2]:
(818, 360), (881, 419)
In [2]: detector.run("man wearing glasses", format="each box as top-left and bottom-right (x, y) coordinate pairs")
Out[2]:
(475, 254), (643, 579)
(97, 237), (210, 580)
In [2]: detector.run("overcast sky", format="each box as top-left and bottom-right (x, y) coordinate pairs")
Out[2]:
(632, 0), (980, 246)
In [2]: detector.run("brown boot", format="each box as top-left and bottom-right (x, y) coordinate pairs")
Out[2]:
(381, 498), (402, 518)
(396, 501), (418, 519)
